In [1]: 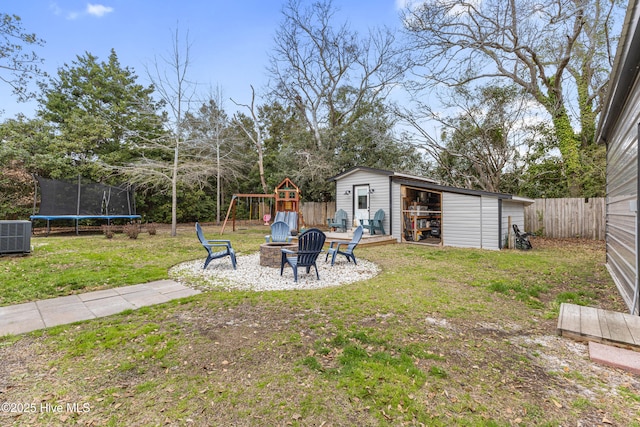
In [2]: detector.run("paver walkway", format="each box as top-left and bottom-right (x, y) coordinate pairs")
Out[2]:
(0, 280), (200, 336)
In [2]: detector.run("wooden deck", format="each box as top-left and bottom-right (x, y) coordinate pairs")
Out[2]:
(324, 230), (397, 247)
(557, 303), (640, 349)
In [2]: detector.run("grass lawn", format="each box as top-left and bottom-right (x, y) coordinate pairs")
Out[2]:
(0, 224), (638, 426)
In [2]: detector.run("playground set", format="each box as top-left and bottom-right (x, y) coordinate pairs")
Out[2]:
(221, 178), (302, 233)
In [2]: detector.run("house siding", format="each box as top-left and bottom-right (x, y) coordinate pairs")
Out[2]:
(605, 104), (639, 314)
(595, 0), (640, 314)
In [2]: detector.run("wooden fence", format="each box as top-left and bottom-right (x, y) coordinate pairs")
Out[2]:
(524, 198), (605, 240)
(300, 201), (336, 227)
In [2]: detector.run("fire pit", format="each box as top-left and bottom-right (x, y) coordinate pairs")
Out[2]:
(260, 242), (297, 268)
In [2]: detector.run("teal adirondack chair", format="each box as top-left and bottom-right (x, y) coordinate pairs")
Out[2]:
(360, 209), (385, 235)
(327, 209), (348, 232)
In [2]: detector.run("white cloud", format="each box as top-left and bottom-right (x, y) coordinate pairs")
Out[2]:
(86, 4), (114, 17)
(49, 2), (63, 16)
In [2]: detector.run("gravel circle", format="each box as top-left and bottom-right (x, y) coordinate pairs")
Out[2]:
(169, 252), (381, 292)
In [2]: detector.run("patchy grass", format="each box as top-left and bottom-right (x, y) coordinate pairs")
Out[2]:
(0, 228), (637, 426)
(0, 224), (262, 306)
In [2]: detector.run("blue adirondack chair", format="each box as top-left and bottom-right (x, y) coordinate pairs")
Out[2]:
(360, 209), (385, 235)
(195, 222), (237, 270)
(280, 228), (326, 282)
(327, 209), (348, 232)
(325, 225), (363, 266)
(265, 220), (292, 243)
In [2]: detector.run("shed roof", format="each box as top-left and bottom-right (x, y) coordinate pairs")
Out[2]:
(329, 166), (534, 204)
(327, 166), (439, 184)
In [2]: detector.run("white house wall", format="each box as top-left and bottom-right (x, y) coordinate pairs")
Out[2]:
(334, 170), (391, 232)
(442, 192), (482, 248)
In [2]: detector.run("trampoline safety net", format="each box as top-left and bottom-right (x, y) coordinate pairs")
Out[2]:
(35, 176), (136, 216)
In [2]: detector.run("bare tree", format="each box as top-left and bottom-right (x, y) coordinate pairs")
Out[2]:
(231, 85), (269, 195)
(402, 0), (622, 196)
(267, 0), (410, 152)
(399, 84), (531, 193)
(117, 27), (212, 236)
(188, 86), (243, 224)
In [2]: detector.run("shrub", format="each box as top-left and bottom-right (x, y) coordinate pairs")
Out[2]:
(102, 225), (114, 239)
(123, 223), (140, 239)
(146, 222), (157, 235)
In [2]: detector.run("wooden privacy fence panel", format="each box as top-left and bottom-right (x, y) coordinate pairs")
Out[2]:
(300, 201), (335, 227)
(524, 198), (605, 240)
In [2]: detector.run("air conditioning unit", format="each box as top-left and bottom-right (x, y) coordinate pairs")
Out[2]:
(0, 220), (32, 255)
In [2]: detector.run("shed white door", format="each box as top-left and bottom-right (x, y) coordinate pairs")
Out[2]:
(354, 185), (370, 226)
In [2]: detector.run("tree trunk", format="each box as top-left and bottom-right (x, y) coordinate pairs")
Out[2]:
(171, 142), (179, 236)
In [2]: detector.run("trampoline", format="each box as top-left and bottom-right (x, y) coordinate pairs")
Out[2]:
(30, 176), (141, 235)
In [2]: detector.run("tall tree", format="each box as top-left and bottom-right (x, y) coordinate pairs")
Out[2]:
(268, 0), (410, 153)
(401, 84), (529, 193)
(231, 85), (269, 195)
(0, 13), (45, 102)
(402, 0), (622, 196)
(184, 88), (243, 224)
(38, 49), (163, 177)
(0, 116), (61, 218)
(118, 28), (216, 236)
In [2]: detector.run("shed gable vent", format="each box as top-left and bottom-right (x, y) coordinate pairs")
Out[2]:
(0, 220), (31, 255)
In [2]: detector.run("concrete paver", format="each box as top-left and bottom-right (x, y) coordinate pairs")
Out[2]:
(589, 341), (640, 375)
(0, 280), (200, 336)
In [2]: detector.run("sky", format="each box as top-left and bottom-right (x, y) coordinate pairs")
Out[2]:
(1, 0), (408, 119)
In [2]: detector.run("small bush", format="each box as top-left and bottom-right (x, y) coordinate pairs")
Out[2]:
(146, 222), (157, 235)
(123, 223), (140, 239)
(102, 225), (114, 239)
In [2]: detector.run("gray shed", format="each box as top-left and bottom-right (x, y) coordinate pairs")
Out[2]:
(328, 166), (533, 250)
(596, 1), (640, 315)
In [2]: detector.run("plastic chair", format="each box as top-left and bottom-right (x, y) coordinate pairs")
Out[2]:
(512, 224), (533, 250)
(195, 222), (237, 269)
(360, 209), (385, 235)
(327, 209), (348, 232)
(280, 228), (326, 282)
(265, 220), (292, 243)
(325, 225), (363, 266)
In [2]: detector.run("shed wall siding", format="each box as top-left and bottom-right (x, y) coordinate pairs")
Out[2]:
(391, 181), (402, 241)
(605, 88), (639, 314)
(442, 193), (482, 248)
(481, 197), (500, 250)
(502, 201), (526, 247)
(334, 170), (390, 232)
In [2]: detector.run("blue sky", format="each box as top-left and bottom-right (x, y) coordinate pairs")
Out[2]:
(2, 1), (406, 119)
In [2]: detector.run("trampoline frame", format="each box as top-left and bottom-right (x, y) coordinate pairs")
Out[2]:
(30, 215), (142, 236)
